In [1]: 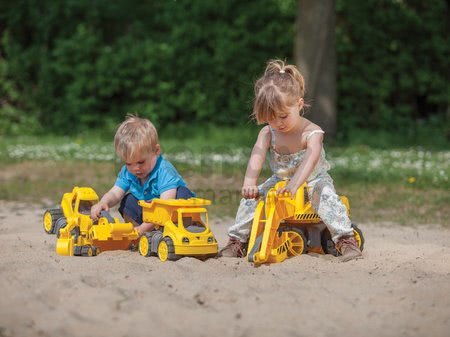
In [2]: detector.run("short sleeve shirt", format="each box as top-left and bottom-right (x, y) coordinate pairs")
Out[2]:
(115, 155), (187, 201)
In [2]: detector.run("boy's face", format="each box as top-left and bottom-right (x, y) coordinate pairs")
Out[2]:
(125, 145), (160, 181)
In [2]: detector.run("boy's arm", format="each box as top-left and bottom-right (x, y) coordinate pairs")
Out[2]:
(278, 132), (323, 197)
(91, 186), (126, 220)
(135, 188), (176, 236)
(160, 188), (177, 199)
(242, 126), (270, 198)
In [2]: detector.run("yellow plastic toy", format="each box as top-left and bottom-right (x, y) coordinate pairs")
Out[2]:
(247, 180), (364, 265)
(43, 187), (139, 256)
(137, 198), (218, 261)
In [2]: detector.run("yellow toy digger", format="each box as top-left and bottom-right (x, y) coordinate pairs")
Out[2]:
(43, 187), (139, 256)
(137, 198), (218, 261)
(247, 181), (364, 265)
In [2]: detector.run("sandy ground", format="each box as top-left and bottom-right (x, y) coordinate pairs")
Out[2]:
(0, 201), (449, 337)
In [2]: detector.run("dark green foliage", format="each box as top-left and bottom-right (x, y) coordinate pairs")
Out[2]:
(0, 0), (296, 134)
(336, 0), (449, 144)
(0, 0), (448, 145)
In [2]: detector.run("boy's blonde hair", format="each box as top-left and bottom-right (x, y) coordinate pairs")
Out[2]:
(252, 59), (306, 124)
(114, 114), (159, 161)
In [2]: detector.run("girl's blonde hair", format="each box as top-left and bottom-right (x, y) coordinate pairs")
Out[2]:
(252, 59), (306, 124)
(114, 114), (159, 161)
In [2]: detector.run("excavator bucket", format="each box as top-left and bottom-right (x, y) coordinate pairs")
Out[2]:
(247, 188), (296, 265)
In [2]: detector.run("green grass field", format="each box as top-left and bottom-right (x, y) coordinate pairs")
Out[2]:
(1, 131), (448, 226)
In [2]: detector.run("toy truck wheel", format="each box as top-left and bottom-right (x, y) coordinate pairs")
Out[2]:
(81, 245), (93, 257)
(279, 227), (307, 256)
(321, 228), (339, 256)
(139, 233), (154, 257)
(321, 224), (365, 256)
(54, 218), (68, 238)
(352, 223), (365, 252)
(157, 237), (180, 262)
(91, 245), (100, 256)
(43, 208), (64, 234)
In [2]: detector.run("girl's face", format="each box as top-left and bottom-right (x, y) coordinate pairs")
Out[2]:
(268, 99), (303, 133)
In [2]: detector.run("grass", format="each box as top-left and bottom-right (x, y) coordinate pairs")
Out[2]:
(0, 129), (449, 226)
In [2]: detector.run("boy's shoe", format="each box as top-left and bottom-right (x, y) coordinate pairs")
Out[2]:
(336, 235), (363, 262)
(218, 238), (246, 258)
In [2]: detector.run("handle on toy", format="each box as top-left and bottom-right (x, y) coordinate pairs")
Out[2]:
(99, 210), (115, 223)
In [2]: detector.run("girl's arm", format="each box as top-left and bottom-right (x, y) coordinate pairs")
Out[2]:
(91, 185), (126, 220)
(242, 126), (270, 198)
(278, 132), (324, 197)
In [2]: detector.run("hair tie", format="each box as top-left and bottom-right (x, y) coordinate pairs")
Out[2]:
(279, 70), (285, 73)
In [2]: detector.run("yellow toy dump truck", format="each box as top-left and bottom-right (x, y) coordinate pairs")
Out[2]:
(137, 198), (218, 261)
(247, 181), (364, 265)
(43, 187), (139, 256)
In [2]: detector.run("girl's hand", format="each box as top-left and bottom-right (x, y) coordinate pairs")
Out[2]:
(242, 185), (259, 199)
(90, 202), (109, 221)
(276, 183), (298, 199)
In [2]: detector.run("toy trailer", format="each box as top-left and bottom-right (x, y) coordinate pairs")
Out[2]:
(137, 198), (218, 261)
(247, 181), (364, 265)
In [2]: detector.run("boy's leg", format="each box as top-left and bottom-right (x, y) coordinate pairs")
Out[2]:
(119, 193), (143, 225)
(176, 186), (195, 199)
(310, 179), (362, 262)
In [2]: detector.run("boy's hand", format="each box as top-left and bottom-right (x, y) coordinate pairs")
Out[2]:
(91, 202), (109, 221)
(242, 185), (259, 199)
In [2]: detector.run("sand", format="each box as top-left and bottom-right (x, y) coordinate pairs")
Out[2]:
(0, 200), (449, 337)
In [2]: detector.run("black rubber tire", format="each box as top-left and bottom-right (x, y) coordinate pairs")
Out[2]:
(278, 226), (307, 255)
(91, 245), (99, 256)
(139, 232), (154, 257)
(163, 237), (181, 261)
(321, 228), (339, 256)
(43, 208), (64, 234)
(81, 245), (93, 257)
(54, 217), (68, 238)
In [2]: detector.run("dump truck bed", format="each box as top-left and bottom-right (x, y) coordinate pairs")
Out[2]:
(139, 198), (211, 226)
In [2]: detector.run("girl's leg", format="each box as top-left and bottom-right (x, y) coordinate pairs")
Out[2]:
(309, 177), (362, 261)
(221, 176), (281, 257)
(228, 199), (258, 242)
(228, 175), (281, 242)
(310, 179), (353, 242)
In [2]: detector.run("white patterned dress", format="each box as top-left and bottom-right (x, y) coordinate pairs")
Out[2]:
(228, 128), (354, 243)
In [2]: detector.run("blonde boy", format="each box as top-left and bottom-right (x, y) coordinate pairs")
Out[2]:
(91, 115), (194, 235)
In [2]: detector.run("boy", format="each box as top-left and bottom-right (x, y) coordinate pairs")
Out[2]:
(91, 115), (194, 235)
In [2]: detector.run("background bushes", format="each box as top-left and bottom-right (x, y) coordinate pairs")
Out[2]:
(0, 0), (448, 145)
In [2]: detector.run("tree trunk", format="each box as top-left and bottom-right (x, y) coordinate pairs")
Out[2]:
(295, 0), (336, 140)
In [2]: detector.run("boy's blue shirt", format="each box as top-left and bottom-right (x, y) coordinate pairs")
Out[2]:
(115, 155), (187, 201)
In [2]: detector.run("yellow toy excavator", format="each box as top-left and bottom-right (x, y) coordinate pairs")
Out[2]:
(43, 187), (139, 256)
(246, 181), (364, 265)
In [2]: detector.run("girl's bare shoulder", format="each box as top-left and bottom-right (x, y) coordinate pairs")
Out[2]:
(301, 118), (323, 135)
(256, 125), (271, 147)
(257, 125), (271, 139)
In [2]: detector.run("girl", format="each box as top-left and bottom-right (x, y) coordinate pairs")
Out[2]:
(220, 59), (362, 262)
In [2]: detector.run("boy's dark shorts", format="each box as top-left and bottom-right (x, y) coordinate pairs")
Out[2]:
(118, 186), (195, 225)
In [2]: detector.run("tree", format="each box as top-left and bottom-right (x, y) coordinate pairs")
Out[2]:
(295, 0), (336, 139)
